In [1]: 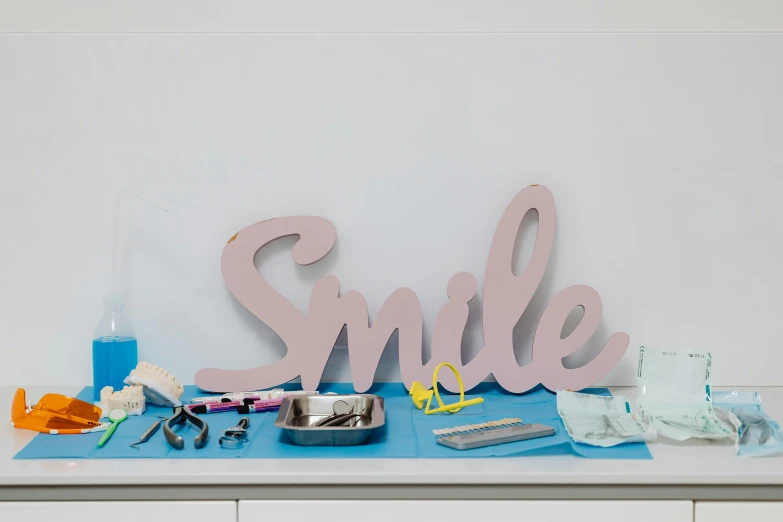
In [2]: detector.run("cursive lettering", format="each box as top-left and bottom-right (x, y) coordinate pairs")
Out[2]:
(194, 185), (629, 393)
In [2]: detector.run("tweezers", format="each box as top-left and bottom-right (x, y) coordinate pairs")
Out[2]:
(164, 406), (209, 449)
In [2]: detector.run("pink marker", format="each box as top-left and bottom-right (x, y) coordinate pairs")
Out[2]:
(189, 400), (242, 414)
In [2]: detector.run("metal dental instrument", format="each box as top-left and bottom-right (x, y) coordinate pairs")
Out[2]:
(314, 399), (353, 427)
(219, 417), (250, 449)
(313, 400), (371, 427)
(737, 411), (773, 446)
(164, 406), (209, 450)
(130, 415), (168, 449)
(318, 413), (364, 427)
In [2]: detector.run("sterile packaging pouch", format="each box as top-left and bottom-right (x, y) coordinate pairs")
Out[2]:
(713, 391), (783, 457)
(636, 346), (737, 442)
(557, 390), (655, 447)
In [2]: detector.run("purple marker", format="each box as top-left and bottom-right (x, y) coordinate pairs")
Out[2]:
(237, 398), (283, 414)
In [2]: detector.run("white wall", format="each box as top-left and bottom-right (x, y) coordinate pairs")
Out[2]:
(2, 2), (783, 387)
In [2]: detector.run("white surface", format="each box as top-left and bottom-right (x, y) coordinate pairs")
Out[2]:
(0, 501), (237, 521)
(696, 502), (783, 522)
(2, 386), (782, 487)
(2, 34), (783, 388)
(240, 500), (693, 522)
(2, 0), (783, 33)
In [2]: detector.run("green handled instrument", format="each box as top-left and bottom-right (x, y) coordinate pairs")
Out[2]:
(97, 408), (127, 448)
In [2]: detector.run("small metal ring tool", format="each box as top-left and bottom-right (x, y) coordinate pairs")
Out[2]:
(219, 417), (250, 449)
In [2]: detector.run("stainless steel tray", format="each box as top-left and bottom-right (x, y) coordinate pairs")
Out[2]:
(274, 394), (385, 446)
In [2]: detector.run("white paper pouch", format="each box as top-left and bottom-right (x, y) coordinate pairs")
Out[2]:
(636, 346), (737, 441)
(557, 390), (655, 447)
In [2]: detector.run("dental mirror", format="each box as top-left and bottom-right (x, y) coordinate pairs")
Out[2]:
(97, 408), (127, 448)
(332, 400), (352, 415)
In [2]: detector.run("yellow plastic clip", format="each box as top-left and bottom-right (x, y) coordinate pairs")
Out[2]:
(409, 381), (433, 409)
(408, 362), (484, 414)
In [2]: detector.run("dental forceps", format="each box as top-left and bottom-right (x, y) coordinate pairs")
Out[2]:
(164, 406), (209, 449)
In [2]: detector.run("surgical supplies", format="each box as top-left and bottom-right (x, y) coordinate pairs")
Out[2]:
(714, 391), (783, 457)
(219, 417), (250, 449)
(164, 406), (209, 450)
(237, 398), (283, 414)
(11, 388), (109, 435)
(433, 418), (522, 436)
(190, 389), (317, 405)
(97, 409), (127, 448)
(92, 295), (138, 400)
(189, 400), (242, 414)
(95, 385), (146, 417)
(409, 362), (484, 414)
(275, 394), (385, 446)
(636, 346), (737, 441)
(125, 361), (185, 407)
(557, 390), (655, 447)
(437, 423), (555, 450)
(130, 416), (168, 449)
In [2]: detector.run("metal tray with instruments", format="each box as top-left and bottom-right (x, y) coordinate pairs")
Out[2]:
(274, 394), (384, 446)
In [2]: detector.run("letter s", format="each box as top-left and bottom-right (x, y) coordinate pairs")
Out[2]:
(194, 216), (336, 392)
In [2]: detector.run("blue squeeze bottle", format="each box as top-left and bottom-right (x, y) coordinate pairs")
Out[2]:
(92, 294), (138, 399)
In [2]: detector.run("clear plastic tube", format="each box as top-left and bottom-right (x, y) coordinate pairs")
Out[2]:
(111, 190), (174, 295)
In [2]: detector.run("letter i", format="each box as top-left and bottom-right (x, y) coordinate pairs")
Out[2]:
(429, 272), (477, 392)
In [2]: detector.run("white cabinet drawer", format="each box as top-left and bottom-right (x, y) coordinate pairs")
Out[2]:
(0, 501), (237, 522)
(696, 502), (783, 522)
(239, 500), (693, 522)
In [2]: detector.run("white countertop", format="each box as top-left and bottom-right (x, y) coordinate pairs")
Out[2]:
(3, 386), (783, 488)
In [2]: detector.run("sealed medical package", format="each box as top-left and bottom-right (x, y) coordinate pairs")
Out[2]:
(713, 391), (783, 457)
(636, 346), (737, 441)
(557, 390), (655, 447)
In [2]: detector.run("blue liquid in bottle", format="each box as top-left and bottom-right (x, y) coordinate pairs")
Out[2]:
(92, 336), (138, 397)
(92, 295), (138, 399)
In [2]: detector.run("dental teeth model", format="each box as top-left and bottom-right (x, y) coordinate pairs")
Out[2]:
(124, 361), (185, 407)
(95, 385), (146, 417)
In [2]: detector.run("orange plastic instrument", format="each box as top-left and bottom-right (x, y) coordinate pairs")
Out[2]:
(11, 388), (108, 434)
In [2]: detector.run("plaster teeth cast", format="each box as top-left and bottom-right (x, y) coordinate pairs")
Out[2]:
(95, 385), (146, 417)
(124, 361), (185, 407)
